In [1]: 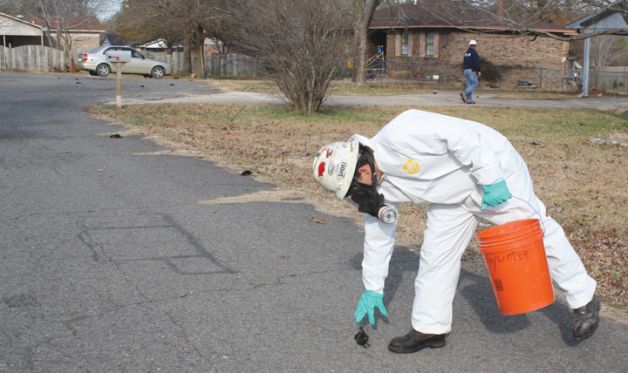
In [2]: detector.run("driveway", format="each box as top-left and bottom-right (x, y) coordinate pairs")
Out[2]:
(1, 72), (627, 372)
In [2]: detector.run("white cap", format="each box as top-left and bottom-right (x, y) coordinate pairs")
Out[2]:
(469, 39), (477, 46)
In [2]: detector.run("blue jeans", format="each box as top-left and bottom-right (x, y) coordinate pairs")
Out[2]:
(464, 69), (478, 102)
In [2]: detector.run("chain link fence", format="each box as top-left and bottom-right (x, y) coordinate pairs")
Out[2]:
(380, 60), (628, 94)
(587, 68), (628, 94)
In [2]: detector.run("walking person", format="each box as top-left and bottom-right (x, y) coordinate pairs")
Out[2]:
(312, 109), (600, 353)
(461, 39), (481, 104)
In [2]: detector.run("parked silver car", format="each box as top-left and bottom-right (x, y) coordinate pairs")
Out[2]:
(77, 45), (171, 78)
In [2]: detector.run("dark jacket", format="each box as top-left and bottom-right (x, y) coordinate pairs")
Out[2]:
(463, 47), (480, 72)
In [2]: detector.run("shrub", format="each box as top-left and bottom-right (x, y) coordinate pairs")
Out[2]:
(479, 56), (502, 83)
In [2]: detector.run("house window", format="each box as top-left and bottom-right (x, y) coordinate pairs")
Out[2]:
(426, 32), (435, 56)
(401, 30), (409, 56)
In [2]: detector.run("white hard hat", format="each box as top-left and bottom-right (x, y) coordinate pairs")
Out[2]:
(312, 140), (359, 200)
(469, 39), (477, 46)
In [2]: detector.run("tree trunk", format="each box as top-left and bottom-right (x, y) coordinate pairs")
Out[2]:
(352, 20), (368, 85)
(192, 26), (206, 78)
(44, 27), (54, 48)
(351, 0), (380, 85)
(182, 33), (192, 75)
(63, 30), (76, 73)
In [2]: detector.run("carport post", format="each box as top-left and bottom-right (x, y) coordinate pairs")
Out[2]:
(581, 37), (591, 97)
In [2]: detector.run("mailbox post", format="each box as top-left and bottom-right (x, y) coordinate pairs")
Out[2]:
(106, 50), (132, 109)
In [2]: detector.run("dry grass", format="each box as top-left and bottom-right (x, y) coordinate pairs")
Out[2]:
(90, 103), (627, 309)
(203, 78), (437, 96)
(205, 79), (279, 94)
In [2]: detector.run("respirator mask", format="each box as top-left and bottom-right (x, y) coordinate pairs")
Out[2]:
(346, 145), (397, 224)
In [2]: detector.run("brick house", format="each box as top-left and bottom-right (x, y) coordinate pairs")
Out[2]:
(368, 3), (578, 90)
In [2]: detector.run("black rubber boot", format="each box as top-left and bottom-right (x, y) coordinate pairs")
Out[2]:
(573, 294), (600, 341)
(388, 329), (446, 353)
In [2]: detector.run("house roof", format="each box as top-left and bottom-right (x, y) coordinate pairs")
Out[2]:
(25, 15), (105, 33)
(369, 3), (576, 36)
(567, 0), (628, 34)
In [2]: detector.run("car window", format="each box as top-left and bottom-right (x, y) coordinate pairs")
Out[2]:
(131, 50), (144, 59)
(89, 46), (105, 54)
(103, 47), (121, 55)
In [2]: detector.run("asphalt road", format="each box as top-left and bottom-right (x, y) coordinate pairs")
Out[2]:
(1, 71), (627, 372)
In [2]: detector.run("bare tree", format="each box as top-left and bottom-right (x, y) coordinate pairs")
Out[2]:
(592, 34), (617, 66)
(109, 0), (181, 46)
(152, 0), (218, 77)
(0, 0), (21, 14)
(2, 0), (96, 48)
(109, 0), (220, 77)
(223, 0), (351, 114)
(591, 34), (628, 66)
(8, 0), (97, 70)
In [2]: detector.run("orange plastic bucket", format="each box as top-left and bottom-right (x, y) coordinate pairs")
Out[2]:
(476, 219), (554, 315)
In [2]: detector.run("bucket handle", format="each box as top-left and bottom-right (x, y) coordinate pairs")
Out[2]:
(512, 195), (546, 232)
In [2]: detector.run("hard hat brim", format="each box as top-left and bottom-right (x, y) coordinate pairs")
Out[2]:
(334, 140), (360, 200)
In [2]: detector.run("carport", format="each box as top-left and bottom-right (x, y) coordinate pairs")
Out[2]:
(568, 2), (628, 97)
(0, 12), (45, 48)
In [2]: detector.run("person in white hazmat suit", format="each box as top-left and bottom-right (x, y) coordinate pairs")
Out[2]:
(312, 109), (599, 353)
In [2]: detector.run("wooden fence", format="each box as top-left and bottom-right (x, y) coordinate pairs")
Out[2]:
(142, 51), (263, 77)
(143, 51), (186, 75)
(207, 53), (262, 78)
(0, 45), (65, 72)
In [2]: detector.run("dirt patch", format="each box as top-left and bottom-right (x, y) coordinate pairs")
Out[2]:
(199, 189), (306, 205)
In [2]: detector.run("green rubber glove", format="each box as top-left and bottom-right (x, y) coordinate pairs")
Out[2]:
(482, 178), (513, 209)
(354, 290), (388, 326)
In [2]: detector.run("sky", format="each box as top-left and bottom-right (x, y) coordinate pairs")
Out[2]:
(96, 0), (122, 21)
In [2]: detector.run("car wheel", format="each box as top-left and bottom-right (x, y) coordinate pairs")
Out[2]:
(151, 66), (165, 79)
(96, 63), (110, 77)
(88, 70), (97, 76)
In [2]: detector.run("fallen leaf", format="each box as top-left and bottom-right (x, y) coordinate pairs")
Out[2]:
(308, 216), (326, 224)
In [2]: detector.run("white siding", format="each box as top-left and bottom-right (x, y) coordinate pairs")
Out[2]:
(0, 16), (42, 36)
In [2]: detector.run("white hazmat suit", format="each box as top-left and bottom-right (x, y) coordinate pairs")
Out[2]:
(353, 109), (596, 335)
